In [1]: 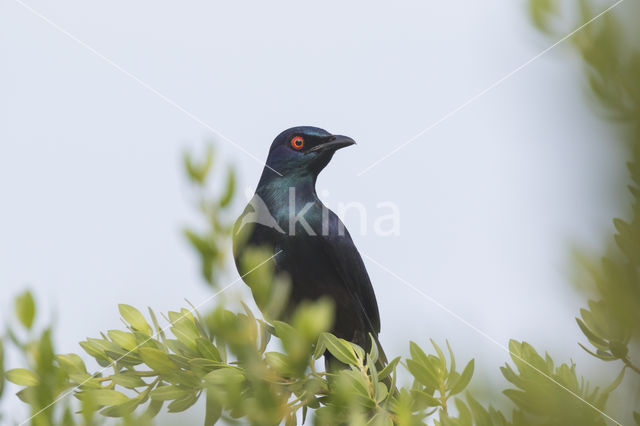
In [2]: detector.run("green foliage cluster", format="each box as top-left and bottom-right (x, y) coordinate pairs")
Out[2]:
(4, 288), (624, 425)
(529, 0), (640, 422)
(4, 290), (484, 425)
(2, 291), (92, 426)
(183, 145), (237, 286)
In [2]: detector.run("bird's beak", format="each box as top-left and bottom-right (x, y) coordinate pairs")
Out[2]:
(307, 135), (356, 153)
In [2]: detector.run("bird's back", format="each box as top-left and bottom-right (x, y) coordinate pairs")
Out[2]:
(233, 196), (381, 350)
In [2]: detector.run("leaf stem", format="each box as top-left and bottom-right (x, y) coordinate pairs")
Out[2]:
(623, 357), (640, 375)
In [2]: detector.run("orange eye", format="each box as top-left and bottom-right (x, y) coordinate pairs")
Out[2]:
(291, 136), (304, 150)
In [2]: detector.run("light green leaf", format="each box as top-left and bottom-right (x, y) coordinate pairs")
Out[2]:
(204, 367), (244, 386)
(205, 389), (222, 426)
(76, 389), (130, 406)
(313, 336), (327, 361)
(196, 338), (221, 361)
(118, 304), (152, 335)
(450, 359), (474, 395)
(410, 389), (441, 407)
(189, 358), (224, 376)
(167, 392), (198, 412)
(265, 352), (294, 376)
(56, 353), (87, 374)
(111, 373), (146, 389)
(6, 368), (38, 386)
(138, 347), (178, 374)
(446, 340), (456, 376)
(375, 382), (388, 403)
(150, 385), (190, 401)
(219, 167), (236, 207)
(368, 334), (379, 364)
(603, 367), (626, 394)
(15, 290), (35, 330)
(99, 398), (140, 417)
(378, 356), (400, 381)
(108, 330), (137, 351)
(291, 298), (334, 342)
(145, 399), (164, 419)
(320, 333), (358, 365)
(576, 318), (608, 348)
(430, 339), (446, 370)
(406, 359), (438, 388)
(79, 340), (110, 367)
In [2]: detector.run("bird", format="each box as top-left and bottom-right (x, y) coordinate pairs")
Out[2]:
(233, 126), (387, 372)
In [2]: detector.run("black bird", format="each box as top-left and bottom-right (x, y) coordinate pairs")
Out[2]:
(233, 126), (386, 370)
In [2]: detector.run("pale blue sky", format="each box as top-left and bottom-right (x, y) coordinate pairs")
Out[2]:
(0, 0), (632, 423)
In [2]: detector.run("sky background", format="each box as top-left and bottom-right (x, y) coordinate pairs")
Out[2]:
(0, 0), (633, 423)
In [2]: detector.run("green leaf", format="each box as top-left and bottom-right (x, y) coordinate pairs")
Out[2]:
(454, 398), (472, 426)
(409, 341), (430, 366)
(578, 343), (616, 361)
(219, 167), (236, 207)
(291, 298), (334, 342)
(196, 338), (221, 361)
(576, 318), (608, 348)
(603, 367), (626, 394)
(99, 398), (140, 417)
(370, 412), (394, 426)
(118, 304), (152, 335)
(108, 330), (138, 351)
(148, 307), (167, 342)
(56, 353), (87, 375)
(375, 382), (388, 403)
(167, 392), (199, 412)
(406, 359), (438, 388)
(111, 372), (146, 389)
(466, 393), (492, 426)
(378, 356), (401, 381)
(410, 389), (441, 407)
(146, 399), (164, 418)
(169, 310), (200, 351)
(189, 358), (223, 376)
(313, 336), (327, 360)
(446, 340), (456, 376)
(16, 387), (37, 404)
(204, 367), (245, 386)
(368, 354), (379, 388)
(150, 385), (190, 401)
(79, 340), (110, 367)
(138, 347), (178, 374)
(265, 352), (295, 376)
(320, 333), (358, 365)
(633, 411), (640, 426)
(15, 290), (35, 330)
(430, 339), (447, 370)
(368, 334), (379, 364)
(205, 389), (222, 426)
(184, 145), (213, 185)
(76, 389), (130, 406)
(6, 368), (39, 386)
(449, 359), (474, 395)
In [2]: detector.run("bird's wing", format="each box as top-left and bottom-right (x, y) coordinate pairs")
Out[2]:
(320, 227), (381, 335)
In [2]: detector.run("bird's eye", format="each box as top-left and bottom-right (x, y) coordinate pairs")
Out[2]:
(291, 136), (304, 150)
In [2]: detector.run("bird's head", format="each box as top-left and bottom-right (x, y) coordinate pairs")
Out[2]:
(263, 126), (356, 179)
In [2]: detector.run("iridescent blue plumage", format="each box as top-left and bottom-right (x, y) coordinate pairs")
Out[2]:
(233, 126), (386, 369)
